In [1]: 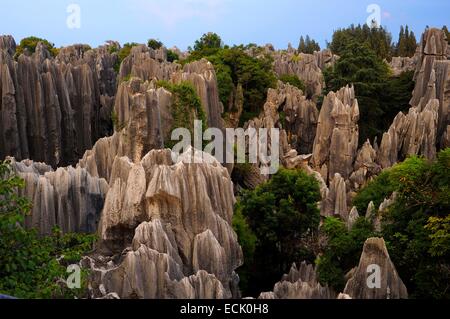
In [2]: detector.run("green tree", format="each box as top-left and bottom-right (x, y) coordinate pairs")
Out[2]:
(236, 169), (321, 296)
(324, 41), (414, 144)
(194, 32), (223, 52)
(147, 38), (163, 50)
(167, 50), (179, 63)
(328, 24), (393, 60)
(279, 74), (306, 92)
(298, 35), (321, 54)
(317, 217), (375, 291)
(186, 42), (276, 119)
(382, 149), (450, 299)
(0, 160), (96, 299)
(15, 36), (60, 59)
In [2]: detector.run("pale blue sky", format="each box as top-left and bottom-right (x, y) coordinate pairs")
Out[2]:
(0, 0), (448, 50)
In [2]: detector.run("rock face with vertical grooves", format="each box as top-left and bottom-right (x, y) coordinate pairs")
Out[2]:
(239, 81), (318, 188)
(0, 36), (117, 166)
(9, 157), (108, 235)
(312, 85), (359, 183)
(85, 148), (243, 299)
(377, 29), (449, 167)
(119, 45), (178, 83)
(79, 56), (224, 183)
(272, 49), (337, 101)
(321, 173), (348, 221)
(343, 238), (408, 299)
(258, 262), (335, 299)
(389, 56), (417, 76)
(172, 59), (224, 130)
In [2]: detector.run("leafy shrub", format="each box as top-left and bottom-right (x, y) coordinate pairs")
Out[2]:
(352, 170), (396, 213)
(167, 49), (179, 63)
(147, 38), (163, 50)
(15, 36), (59, 59)
(279, 74), (306, 92)
(114, 42), (139, 73)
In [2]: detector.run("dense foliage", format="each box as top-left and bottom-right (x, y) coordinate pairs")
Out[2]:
(317, 217), (375, 291)
(167, 49), (179, 63)
(192, 32), (223, 51)
(352, 170), (396, 213)
(328, 24), (420, 60)
(279, 74), (306, 92)
(147, 38), (163, 50)
(324, 41), (414, 144)
(234, 169), (321, 296)
(380, 149), (450, 299)
(0, 161), (96, 299)
(328, 24), (393, 60)
(15, 36), (60, 59)
(298, 35), (321, 54)
(185, 33), (276, 121)
(395, 25), (417, 57)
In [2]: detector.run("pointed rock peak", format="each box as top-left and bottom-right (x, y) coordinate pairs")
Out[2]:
(343, 238), (408, 299)
(347, 207), (360, 230)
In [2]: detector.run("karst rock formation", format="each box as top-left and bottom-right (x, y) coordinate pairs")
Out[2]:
(83, 148), (243, 299)
(258, 262), (335, 299)
(343, 238), (408, 299)
(0, 36), (117, 167)
(0, 26), (448, 300)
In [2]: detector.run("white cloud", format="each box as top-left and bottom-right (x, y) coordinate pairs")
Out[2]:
(132, 0), (227, 27)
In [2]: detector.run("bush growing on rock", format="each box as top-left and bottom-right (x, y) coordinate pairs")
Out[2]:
(279, 74), (306, 92)
(156, 81), (207, 149)
(167, 49), (179, 62)
(186, 33), (276, 120)
(114, 42), (139, 72)
(15, 36), (59, 59)
(147, 38), (163, 50)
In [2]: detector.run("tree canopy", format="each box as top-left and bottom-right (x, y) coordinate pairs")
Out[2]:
(147, 38), (163, 50)
(395, 25), (417, 57)
(328, 24), (393, 60)
(193, 32), (223, 52)
(324, 41), (414, 144)
(298, 35), (321, 54)
(15, 36), (60, 59)
(234, 169), (321, 296)
(186, 34), (276, 120)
